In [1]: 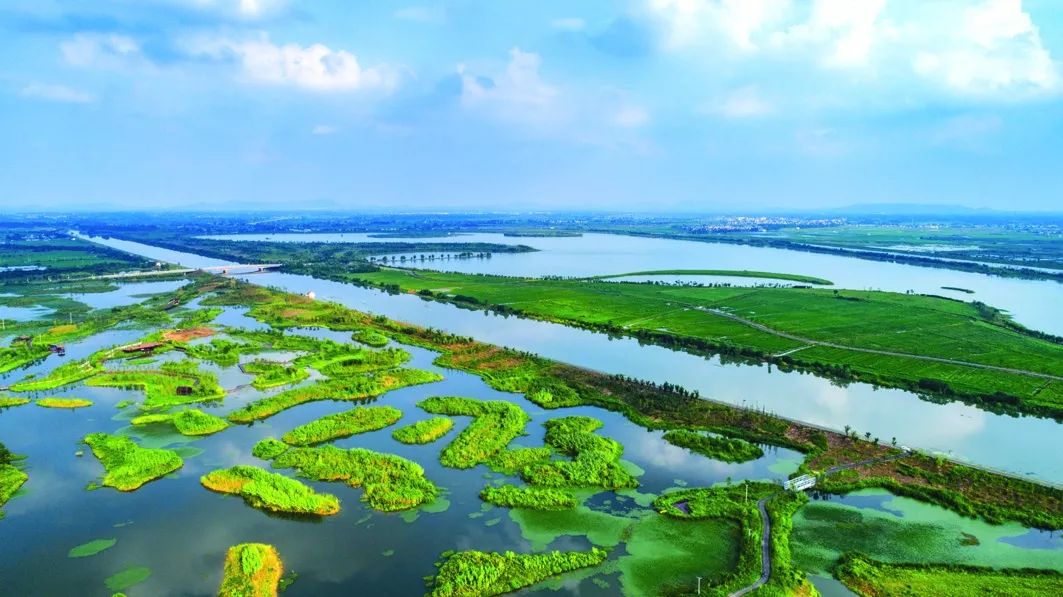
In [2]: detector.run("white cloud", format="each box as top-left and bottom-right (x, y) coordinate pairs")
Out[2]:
(614, 105), (649, 127)
(771, 0), (893, 68)
(551, 18), (586, 32)
(714, 85), (773, 118)
(912, 0), (1058, 97)
(180, 0), (286, 18)
(61, 34), (142, 69)
(648, 0), (793, 51)
(312, 124), (337, 135)
(183, 33), (398, 92)
(460, 48), (560, 124)
(20, 83), (94, 103)
(394, 6), (444, 23)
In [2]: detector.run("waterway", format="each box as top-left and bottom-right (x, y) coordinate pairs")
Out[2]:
(87, 236), (1063, 485)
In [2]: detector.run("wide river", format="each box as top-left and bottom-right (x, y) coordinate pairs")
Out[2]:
(205, 232), (1063, 337)
(89, 236), (1063, 485)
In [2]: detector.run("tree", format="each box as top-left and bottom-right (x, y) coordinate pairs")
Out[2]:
(864, 432), (872, 441)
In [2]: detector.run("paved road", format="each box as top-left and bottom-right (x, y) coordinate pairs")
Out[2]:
(729, 497), (772, 597)
(699, 307), (1063, 382)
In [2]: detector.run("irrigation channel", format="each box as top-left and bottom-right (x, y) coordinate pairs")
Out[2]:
(87, 236), (1063, 486)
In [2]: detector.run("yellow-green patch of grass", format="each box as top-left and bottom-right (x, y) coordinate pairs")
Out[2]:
(201, 465), (339, 516)
(282, 405), (402, 446)
(36, 397), (93, 409)
(429, 548), (608, 597)
(391, 417), (455, 444)
(219, 543), (283, 597)
(131, 409), (230, 436)
(0, 397), (31, 408)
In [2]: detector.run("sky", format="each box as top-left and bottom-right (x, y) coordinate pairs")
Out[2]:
(1, 0), (1062, 212)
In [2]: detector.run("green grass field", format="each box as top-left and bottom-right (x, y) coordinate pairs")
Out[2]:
(346, 268), (1063, 415)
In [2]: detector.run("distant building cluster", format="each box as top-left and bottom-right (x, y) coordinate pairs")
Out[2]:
(684, 216), (846, 234)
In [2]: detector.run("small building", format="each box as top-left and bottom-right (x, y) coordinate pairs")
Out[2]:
(305, 291), (316, 300)
(121, 342), (164, 354)
(175, 386), (194, 397)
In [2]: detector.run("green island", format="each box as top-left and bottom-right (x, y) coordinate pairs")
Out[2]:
(1, 442), (28, 518)
(522, 416), (639, 490)
(427, 548), (609, 597)
(86, 360), (225, 409)
(130, 409), (230, 436)
(68, 538), (117, 558)
(262, 443), (440, 512)
(661, 429), (764, 463)
(418, 396), (530, 468)
(0, 397), (31, 408)
(479, 484), (577, 510)
(36, 397), (93, 409)
(83, 433), (184, 491)
(201, 465), (340, 516)
(280, 405), (403, 446)
(219, 543), (284, 597)
(391, 417), (455, 444)
(227, 368), (441, 423)
(589, 269), (833, 285)
(241, 360), (309, 390)
(654, 482), (812, 595)
(834, 552), (1063, 596)
(352, 328), (390, 347)
(300, 345), (410, 376)
(343, 267), (1063, 418)
(485, 447), (553, 475)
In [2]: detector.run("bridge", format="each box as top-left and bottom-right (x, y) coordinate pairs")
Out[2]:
(94, 264), (282, 280)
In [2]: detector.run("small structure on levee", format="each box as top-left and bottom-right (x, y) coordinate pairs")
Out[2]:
(784, 474), (817, 492)
(305, 291), (316, 300)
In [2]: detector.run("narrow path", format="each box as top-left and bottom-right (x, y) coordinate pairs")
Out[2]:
(730, 497), (772, 597)
(699, 307), (1063, 382)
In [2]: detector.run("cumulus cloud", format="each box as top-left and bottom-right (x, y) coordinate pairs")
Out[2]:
(182, 33), (398, 92)
(460, 48), (560, 124)
(20, 83), (94, 103)
(648, 0), (791, 51)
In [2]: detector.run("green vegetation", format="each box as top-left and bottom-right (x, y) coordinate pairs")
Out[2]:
(522, 416), (638, 490)
(428, 548), (608, 597)
(835, 553), (1063, 597)
(86, 360), (225, 409)
(267, 444), (439, 512)
(347, 268), (1063, 417)
(83, 433), (184, 491)
(0, 397), (30, 408)
(130, 409), (230, 436)
(179, 337), (248, 367)
(352, 328), (389, 347)
(662, 429), (764, 463)
(36, 397), (93, 409)
(418, 396), (530, 468)
(299, 345), (410, 377)
(252, 438), (290, 460)
(201, 465), (340, 516)
(654, 483), (811, 595)
(590, 269), (833, 285)
(0, 463), (28, 517)
(219, 543), (283, 597)
(479, 485), (577, 510)
(68, 538), (117, 558)
(105, 566), (151, 592)
(241, 360), (308, 390)
(0, 236), (158, 282)
(10, 359), (100, 392)
(485, 447), (553, 475)
(281, 405), (402, 446)
(392, 417), (455, 444)
(227, 369), (441, 423)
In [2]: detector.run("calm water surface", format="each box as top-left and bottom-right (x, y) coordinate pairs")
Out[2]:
(86, 237), (1063, 485)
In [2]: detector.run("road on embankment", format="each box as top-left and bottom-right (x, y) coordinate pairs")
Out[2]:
(700, 307), (1063, 382)
(729, 497), (772, 597)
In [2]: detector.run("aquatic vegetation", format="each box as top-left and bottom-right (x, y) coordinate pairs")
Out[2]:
(479, 485), (576, 510)
(590, 269), (834, 285)
(418, 396), (530, 468)
(201, 465), (340, 516)
(485, 447), (553, 475)
(228, 369), (442, 423)
(428, 548), (608, 597)
(68, 538), (117, 558)
(252, 438), (289, 460)
(131, 409), (230, 436)
(352, 328), (389, 347)
(521, 416), (638, 490)
(83, 433), (184, 491)
(105, 566), (151, 592)
(0, 464), (28, 517)
(179, 337), (249, 367)
(86, 360), (225, 409)
(281, 405), (402, 446)
(0, 397), (30, 408)
(303, 346), (410, 377)
(661, 429), (764, 463)
(36, 397), (93, 409)
(835, 553), (1063, 597)
(391, 417), (454, 444)
(523, 380), (582, 409)
(219, 543), (283, 597)
(10, 359), (100, 392)
(267, 444), (439, 512)
(241, 360), (308, 390)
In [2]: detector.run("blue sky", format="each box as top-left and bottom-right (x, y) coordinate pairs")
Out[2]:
(2, 0), (1062, 212)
